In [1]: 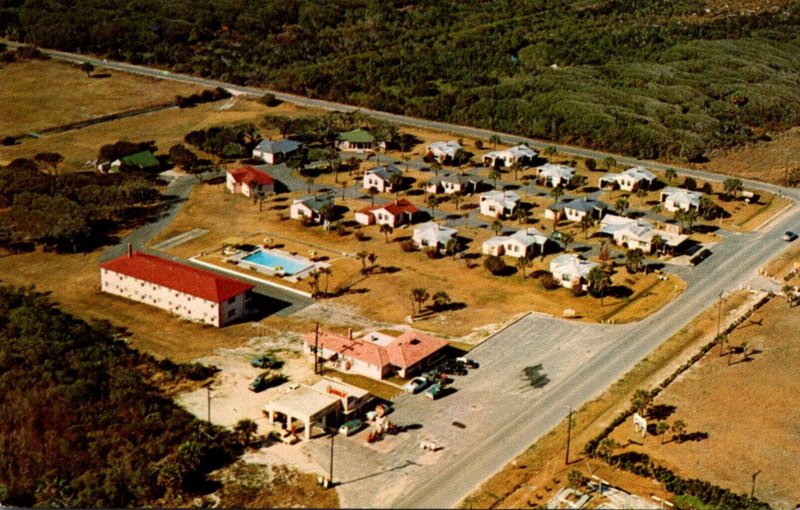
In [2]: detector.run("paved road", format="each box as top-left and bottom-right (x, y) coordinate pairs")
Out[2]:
(22, 43), (800, 507)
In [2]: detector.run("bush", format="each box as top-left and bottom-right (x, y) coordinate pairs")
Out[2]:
(683, 176), (697, 190)
(423, 246), (440, 259)
(541, 273), (560, 290)
(483, 255), (506, 275)
(400, 240), (417, 252)
(259, 93), (282, 107)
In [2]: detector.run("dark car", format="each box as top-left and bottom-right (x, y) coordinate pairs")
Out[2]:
(248, 372), (282, 392)
(250, 354), (279, 368)
(783, 231), (797, 242)
(438, 361), (468, 376)
(690, 248), (712, 266)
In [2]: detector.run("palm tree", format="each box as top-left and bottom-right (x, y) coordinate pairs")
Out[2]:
(615, 196), (630, 216)
(631, 389), (653, 416)
(516, 256), (532, 278)
(489, 134), (502, 150)
(368, 186), (379, 206)
(432, 290), (450, 311)
(723, 177), (743, 200)
(664, 167), (677, 186)
(698, 195), (716, 220)
(544, 146), (557, 158)
(651, 203), (663, 216)
(636, 187), (648, 202)
(389, 173), (403, 199)
(318, 266), (332, 297)
(367, 252), (378, 273)
(650, 234), (666, 255)
(491, 219), (504, 236)
(588, 266), (611, 306)
(671, 419), (687, 443)
(597, 438), (619, 462)
(561, 231), (574, 253)
(453, 189), (465, 211)
(430, 159), (442, 176)
(603, 156), (616, 171)
(234, 418), (258, 447)
(380, 223), (394, 243)
(488, 167), (501, 189)
(514, 207), (527, 225)
(305, 176), (315, 194)
(356, 250), (369, 274)
(676, 208), (698, 233)
(716, 333), (729, 357)
(510, 160), (522, 181)
(657, 421), (670, 444)
(579, 215), (595, 239)
(340, 179), (349, 201)
(411, 287), (430, 317)
(445, 237), (460, 258)
(426, 194), (441, 218)
(307, 269), (321, 297)
(625, 248), (644, 273)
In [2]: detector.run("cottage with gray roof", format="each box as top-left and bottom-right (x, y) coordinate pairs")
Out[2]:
(660, 187), (703, 212)
(425, 173), (483, 195)
(363, 164), (403, 193)
(253, 139), (303, 164)
(290, 193), (335, 224)
(427, 141), (463, 164)
(546, 197), (607, 222)
(483, 144), (538, 168)
(536, 163), (576, 188)
(599, 166), (657, 192)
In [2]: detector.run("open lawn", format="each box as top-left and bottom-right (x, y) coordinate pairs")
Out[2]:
(0, 59), (204, 136)
(152, 183), (685, 338)
(604, 296), (800, 510)
(463, 290), (760, 509)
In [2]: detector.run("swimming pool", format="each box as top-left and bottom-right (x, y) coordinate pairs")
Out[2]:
(241, 249), (313, 276)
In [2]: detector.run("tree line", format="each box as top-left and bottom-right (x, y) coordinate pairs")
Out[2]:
(0, 285), (240, 507)
(4, 1), (800, 164)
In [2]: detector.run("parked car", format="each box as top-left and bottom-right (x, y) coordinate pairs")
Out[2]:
(783, 231), (797, 242)
(425, 383), (443, 400)
(455, 356), (479, 369)
(438, 361), (467, 376)
(250, 354), (279, 368)
(404, 376), (429, 394)
(339, 419), (364, 436)
(690, 248), (712, 265)
(248, 372), (282, 392)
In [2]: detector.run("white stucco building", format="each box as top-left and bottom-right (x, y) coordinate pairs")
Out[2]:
(100, 250), (255, 327)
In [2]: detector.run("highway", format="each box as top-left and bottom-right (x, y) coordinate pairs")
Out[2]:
(11, 42), (800, 508)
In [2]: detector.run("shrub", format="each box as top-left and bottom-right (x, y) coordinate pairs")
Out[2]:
(423, 246), (440, 259)
(483, 255), (506, 275)
(400, 240), (417, 252)
(260, 93), (281, 107)
(541, 273), (560, 290)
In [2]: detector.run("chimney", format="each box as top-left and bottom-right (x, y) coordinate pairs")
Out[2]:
(127, 243), (133, 258)
(348, 328), (353, 340)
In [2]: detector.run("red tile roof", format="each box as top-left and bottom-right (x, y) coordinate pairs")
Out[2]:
(228, 166), (274, 186)
(305, 329), (446, 370)
(358, 199), (419, 217)
(304, 332), (389, 368)
(386, 331), (447, 368)
(101, 252), (255, 303)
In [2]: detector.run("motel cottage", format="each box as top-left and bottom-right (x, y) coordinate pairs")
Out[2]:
(426, 141), (463, 164)
(482, 144), (538, 168)
(100, 250), (255, 327)
(304, 330), (448, 380)
(355, 198), (419, 227)
(363, 164), (403, 193)
(252, 139), (303, 164)
(226, 166), (275, 198)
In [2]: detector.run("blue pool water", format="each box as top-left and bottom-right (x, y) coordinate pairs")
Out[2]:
(242, 250), (313, 276)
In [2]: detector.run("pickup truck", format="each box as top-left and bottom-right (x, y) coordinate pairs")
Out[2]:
(248, 372), (283, 392)
(425, 383), (443, 400)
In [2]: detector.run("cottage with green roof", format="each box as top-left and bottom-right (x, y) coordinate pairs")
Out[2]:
(336, 128), (385, 153)
(109, 151), (160, 172)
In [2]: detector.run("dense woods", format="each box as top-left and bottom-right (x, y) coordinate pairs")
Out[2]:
(0, 285), (238, 507)
(3, 1), (800, 161)
(0, 158), (163, 252)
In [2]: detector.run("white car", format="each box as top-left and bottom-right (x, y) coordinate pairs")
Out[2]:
(403, 377), (428, 394)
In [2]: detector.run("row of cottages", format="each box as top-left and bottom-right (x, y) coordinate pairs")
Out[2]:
(536, 163), (575, 188)
(304, 329), (448, 380)
(290, 193), (334, 223)
(545, 197), (608, 222)
(482, 144), (538, 168)
(226, 166), (275, 197)
(363, 164), (403, 193)
(336, 128), (386, 153)
(549, 254), (599, 290)
(660, 187), (703, 212)
(252, 139), (303, 164)
(426, 141), (463, 163)
(479, 190), (521, 219)
(100, 249), (255, 327)
(426, 173), (483, 195)
(412, 221), (458, 252)
(355, 199), (419, 227)
(482, 228), (549, 258)
(598, 215), (689, 254)
(599, 166), (657, 192)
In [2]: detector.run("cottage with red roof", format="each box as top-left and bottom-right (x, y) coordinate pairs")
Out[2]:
(354, 198), (419, 227)
(304, 329), (447, 380)
(100, 249), (255, 327)
(226, 166), (275, 198)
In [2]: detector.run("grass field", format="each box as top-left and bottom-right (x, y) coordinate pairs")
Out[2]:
(604, 296), (799, 509)
(0, 59), (203, 136)
(462, 290), (759, 509)
(152, 182), (685, 338)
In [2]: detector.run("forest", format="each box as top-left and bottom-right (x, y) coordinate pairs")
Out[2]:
(3, 1), (800, 162)
(0, 157), (163, 252)
(0, 285), (237, 507)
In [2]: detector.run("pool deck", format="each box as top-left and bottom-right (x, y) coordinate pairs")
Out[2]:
(230, 247), (328, 281)
(189, 256), (314, 298)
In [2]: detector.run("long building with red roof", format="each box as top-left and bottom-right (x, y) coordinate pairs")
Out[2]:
(303, 329), (447, 380)
(100, 249), (255, 327)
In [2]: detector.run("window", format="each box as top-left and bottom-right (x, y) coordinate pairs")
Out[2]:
(228, 296), (236, 305)
(228, 309), (236, 318)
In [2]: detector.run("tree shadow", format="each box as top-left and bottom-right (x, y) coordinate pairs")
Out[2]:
(374, 266), (401, 275)
(90, 72), (112, 79)
(522, 364), (550, 389)
(679, 431), (709, 443)
(648, 404), (676, 421)
(607, 285), (633, 298)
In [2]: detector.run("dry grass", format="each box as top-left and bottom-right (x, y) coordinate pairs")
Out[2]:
(0, 59), (203, 135)
(153, 183), (685, 338)
(463, 290), (756, 509)
(212, 462), (338, 508)
(764, 241), (800, 280)
(604, 297), (800, 510)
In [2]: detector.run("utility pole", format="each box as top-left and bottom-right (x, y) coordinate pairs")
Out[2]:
(328, 430), (336, 488)
(314, 321), (320, 375)
(565, 407), (573, 465)
(203, 381), (212, 423)
(716, 291), (723, 338)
